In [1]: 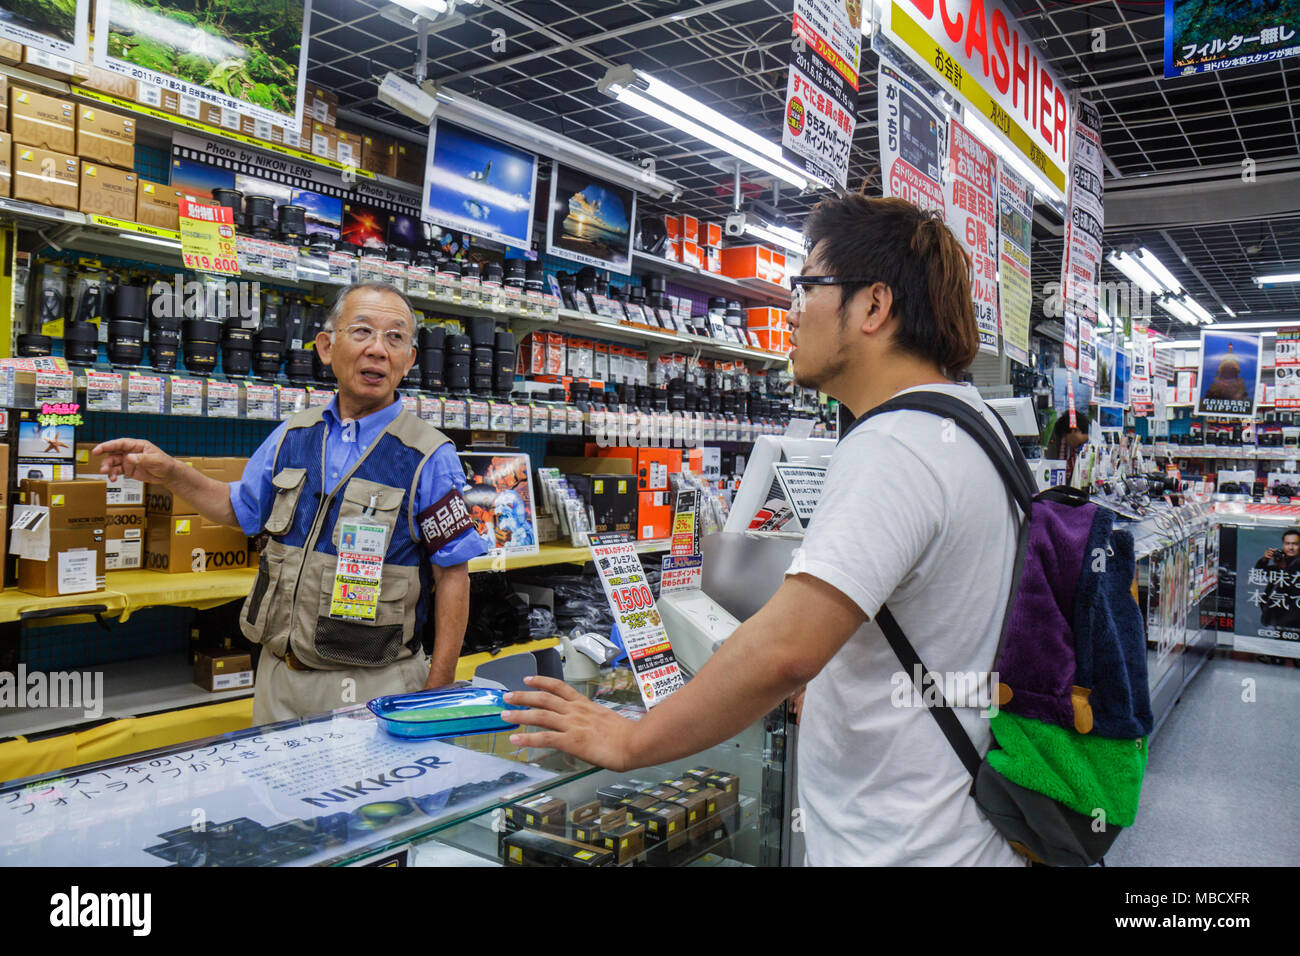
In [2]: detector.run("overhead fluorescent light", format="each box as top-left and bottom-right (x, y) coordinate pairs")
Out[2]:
(1108, 250), (1167, 297)
(390, 0), (448, 16)
(1223, 305), (1237, 318)
(599, 65), (825, 192)
(1181, 296), (1214, 324)
(431, 87), (681, 199)
(1157, 296), (1200, 325)
(1136, 247), (1183, 294)
(118, 231), (182, 251)
(1256, 272), (1300, 285)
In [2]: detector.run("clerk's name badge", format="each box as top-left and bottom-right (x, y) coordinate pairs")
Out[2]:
(330, 520), (387, 621)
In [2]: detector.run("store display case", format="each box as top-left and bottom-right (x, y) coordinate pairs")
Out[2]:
(0, 677), (789, 867)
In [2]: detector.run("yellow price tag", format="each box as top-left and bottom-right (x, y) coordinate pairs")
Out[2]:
(178, 197), (241, 276)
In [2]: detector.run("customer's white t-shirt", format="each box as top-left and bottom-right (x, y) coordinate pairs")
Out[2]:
(788, 382), (1024, 866)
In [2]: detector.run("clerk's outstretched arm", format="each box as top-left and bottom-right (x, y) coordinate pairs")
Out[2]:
(93, 438), (239, 528)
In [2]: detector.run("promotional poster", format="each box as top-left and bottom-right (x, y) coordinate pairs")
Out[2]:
(1165, 0), (1300, 77)
(998, 164), (1033, 367)
(1230, 525), (1300, 651)
(945, 119), (999, 356)
(1060, 99), (1104, 371)
(1274, 327), (1300, 409)
(94, 0), (310, 129)
(423, 121), (538, 250)
(0, 0), (88, 59)
(545, 162), (635, 275)
(782, 0), (860, 189)
(1197, 329), (1261, 418)
(877, 58), (946, 217)
(458, 452), (540, 556)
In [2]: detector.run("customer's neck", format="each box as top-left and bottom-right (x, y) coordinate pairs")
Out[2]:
(336, 392), (395, 422)
(838, 357), (951, 420)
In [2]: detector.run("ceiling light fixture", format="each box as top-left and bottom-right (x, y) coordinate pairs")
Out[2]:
(598, 65), (827, 192)
(1255, 272), (1300, 285)
(1136, 247), (1183, 295)
(1107, 250), (1168, 297)
(1156, 296), (1200, 326)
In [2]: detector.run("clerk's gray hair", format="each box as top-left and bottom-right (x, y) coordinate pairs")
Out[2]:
(323, 281), (416, 333)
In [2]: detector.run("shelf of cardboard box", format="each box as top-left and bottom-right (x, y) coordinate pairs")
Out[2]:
(0, 541), (672, 626)
(631, 251), (792, 310)
(0, 638), (562, 742)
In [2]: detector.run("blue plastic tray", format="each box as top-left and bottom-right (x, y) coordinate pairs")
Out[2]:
(367, 686), (514, 739)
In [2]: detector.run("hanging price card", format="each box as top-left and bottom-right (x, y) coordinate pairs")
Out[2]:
(308, 388), (335, 408)
(246, 383), (278, 420)
(85, 371), (123, 412)
(418, 395), (443, 426)
(179, 199), (240, 276)
(443, 398), (467, 429)
(278, 386), (308, 417)
(35, 371), (75, 405)
(328, 252), (356, 285)
(127, 374), (164, 414)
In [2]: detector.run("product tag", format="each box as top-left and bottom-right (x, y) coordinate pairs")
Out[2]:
(266, 242), (298, 281)
(127, 373), (164, 414)
(245, 382), (278, 419)
(405, 265), (432, 298)
(501, 284), (522, 313)
(206, 379), (239, 417)
(85, 371), (123, 412)
(330, 520), (387, 622)
(567, 407), (584, 435)
(489, 401), (512, 430)
(418, 395), (443, 426)
(36, 371), (75, 405)
(278, 386), (307, 417)
(511, 403), (531, 432)
(169, 376), (204, 415)
(401, 395), (419, 416)
(382, 261), (407, 292)
(237, 236), (268, 274)
(58, 549), (97, 595)
(443, 398), (467, 429)
(468, 400), (490, 430)
(308, 388), (334, 407)
(327, 252), (356, 285)
(358, 257), (386, 284)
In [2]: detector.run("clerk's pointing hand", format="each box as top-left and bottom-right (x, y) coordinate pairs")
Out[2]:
(92, 438), (177, 484)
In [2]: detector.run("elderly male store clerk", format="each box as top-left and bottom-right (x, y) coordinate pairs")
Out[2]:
(94, 282), (486, 724)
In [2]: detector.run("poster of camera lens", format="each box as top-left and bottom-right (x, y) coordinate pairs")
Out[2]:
(1165, 0), (1300, 78)
(1060, 99), (1104, 372)
(1273, 327), (1300, 409)
(0, 0), (88, 59)
(93, 0), (310, 130)
(997, 163), (1032, 367)
(783, 0), (861, 189)
(589, 538), (685, 709)
(1229, 525), (1300, 653)
(544, 162), (636, 276)
(1196, 328), (1262, 419)
(944, 119), (1000, 356)
(423, 120), (538, 250)
(457, 452), (539, 557)
(877, 57), (947, 215)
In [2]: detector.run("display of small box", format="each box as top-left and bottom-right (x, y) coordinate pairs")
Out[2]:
(586, 474), (637, 536)
(136, 179), (181, 231)
(664, 215), (682, 241)
(307, 85), (339, 126)
(703, 773), (740, 808)
(595, 782), (641, 808)
(310, 122), (338, 162)
(80, 164), (136, 221)
(666, 239), (682, 263)
(0, 39), (21, 65)
(642, 802), (688, 852)
(76, 107), (135, 169)
(147, 458), (248, 514)
(105, 506), (145, 571)
(704, 222), (723, 248)
(335, 130), (362, 168)
(21, 479), (107, 531)
(0, 131), (10, 198)
(75, 65), (137, 102)
(13, 146), (77, 209)
(684, 766), (721, 783)
(501, 829), (613, 867)
(666, 790), (709, 830)
(194, 651), (254, 692)
(0, 75), (7, 130)
(17, 530), (105, 597)
(394, 143), (425, 183)
(681, 240), (703, 269)
(681, 214), (699, 244)
(11, 88), (76, 153)
(567, 800), (602, 833)
(720, 244), (782, 283)
(705, 248), (722, 274)
(638, 491), (671, 541)
(619, 794), (658, 815)
(545, 332), (566, 375)
(503, 794), (567, 836)
(662, 777), (697, 792)
(362, 133), (397, 177)
(145, 515), (254, 574)
(601, 822), (645, 864)
(22, 47), (78, 80)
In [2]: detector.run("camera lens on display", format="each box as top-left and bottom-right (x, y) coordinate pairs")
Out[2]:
(244, 195), (276, 238)
(307, 233), (334, 255)
(335, 240), (360, 256)
(468, 316), (495, 348)
(418, 326), (446, 351)
(63, 321), (98, 366)
(361, 243), (388, 259)
(549, 387), (566, 403)
(17, 333), (52, 357)
(149, 317), (181, 372)
(212, 188), (244, 229)
(644, 273), (667, 295)
(253, 325), (286, 378)
(445, 333), (471, 356)
(112, 284), (148, 321)
(494, 351), (515, 391)
(388, 246), (412, 264)
(421, 350), (444, 390)
(277, 204), (307, 245)
(221, 318), (253, 378)
(183, 318), (222, 374)
(472, 346), (494, 375)
(284, 349), (314, 383)
(401, 356), (421, 390)
(445, 357), (470, 392)
(107, 319), (145, 366)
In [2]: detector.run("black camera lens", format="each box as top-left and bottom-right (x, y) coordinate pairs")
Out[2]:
(445, 333), (471, 356)
(418, 326), (446, 351)
(307, 233), (334, 255)
(107, 319), (145, 366)
(471, 377), (493, 396)
(17, 333), (52, 357)
(445, 360), (470, 391)
(401, 358), (421, 390)
(388, 245), (411, 264)
(63, 321), (98, 365)
(278, 203), (307, 244)
(212, 188), (244, 228)
(422, 348), (444, 375)
(335, 240), (360, 256)
(468, 316), (495, 348)
(253, 326), (286, 378)
(221, 344), (252, 377)
(244, 195), (276, 238)
(223, 318), (254, 349)
(645, 273), (667, 294)
(421, 365), (444, 391)
(148, 317), (180, 372)
(285, 349), (314, 383)
(494, 331), (515, 353)
(472, 346), (494, 377)
(112, 284), (148, 321)
(185, 318), (222, 345)
(183, 340), (219, 374)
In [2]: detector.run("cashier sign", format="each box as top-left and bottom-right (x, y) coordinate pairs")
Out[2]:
(179, 198), (241, 276)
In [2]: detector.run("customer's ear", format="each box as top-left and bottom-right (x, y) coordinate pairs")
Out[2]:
(857, 283), (893, 336)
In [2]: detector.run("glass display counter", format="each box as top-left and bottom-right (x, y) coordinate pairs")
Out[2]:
(0, 674), (788, 867)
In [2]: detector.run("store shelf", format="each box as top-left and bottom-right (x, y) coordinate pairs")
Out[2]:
(468, 537), (670, 573)
(632, 252), (791, 308)
(1143, 445), (1300, 460)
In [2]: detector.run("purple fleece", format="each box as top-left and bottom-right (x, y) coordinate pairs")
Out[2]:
(996, 498), (1097, 727)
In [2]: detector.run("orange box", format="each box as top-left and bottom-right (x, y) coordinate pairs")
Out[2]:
(666, 239), (681, 262)
(681, 215), (699, 244)
(746, 307), (787, 330)
(770, 250), (788, 286)
(636, 448), (683, 491)
(681, 241), (702, 269)
(705, 248), (722, 274)
(720, 244), (774, 281)
(545, 332), (566, 376)
(638, 491), (672, 541)
(664, 215), (682, 241)
(752, 328), (790, 353)
(704, 222), (723, 248)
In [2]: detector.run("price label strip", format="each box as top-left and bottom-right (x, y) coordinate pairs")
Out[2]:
(127, 374), (164, 415)
(179, 198), (240, 276)
(330, 520), (388, 622)
(589, 538), (685, 709)
(169, 376), (204, 415)
(85, 371), (123, 412)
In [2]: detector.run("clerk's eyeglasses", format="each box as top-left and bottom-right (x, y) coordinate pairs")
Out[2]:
(336, 323), (413, 352)
(788, 274), (882, 314)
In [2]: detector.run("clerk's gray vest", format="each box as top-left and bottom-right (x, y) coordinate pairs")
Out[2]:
(240, 404), (451, 669)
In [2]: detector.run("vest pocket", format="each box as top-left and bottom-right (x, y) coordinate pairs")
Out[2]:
(266, 467), (307, 535)
(334, 478), (405, 549)
(314, 575), (411, 665)
(241, 546), (285, 645)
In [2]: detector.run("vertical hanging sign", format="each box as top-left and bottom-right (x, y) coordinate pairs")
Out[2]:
(1131, 330), (1154, 417)
(1060, 99), (1105, 371)
(945, 119), (1000, 355)
(877, 58), (947, 213)
(783, 0), (861, 189)
(997, 164), (1033, 366)
(1274, 327), (1300, 410)
(179, 199), (240, 277)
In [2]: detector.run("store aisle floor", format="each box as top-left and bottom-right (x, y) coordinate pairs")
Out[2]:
(1107, 654), (1299, 866)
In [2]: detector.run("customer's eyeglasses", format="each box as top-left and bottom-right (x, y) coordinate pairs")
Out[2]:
(336, 323), (413, 351)
(788, 274), (882, 314)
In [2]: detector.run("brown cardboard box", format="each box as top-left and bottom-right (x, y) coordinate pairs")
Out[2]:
(703, 772), (740, 802)
(20, 479), (107, 531)
(501, 829), (612, 867)
(11, 87), (76, 153)
(22, 47), (79, 79)
(136, 179), (181, 231)
(105, 506), (145, 571)
(75, 66), (138, 102)
(601, 822), (645, 864)
(307, 86), (338, 126)
(637, 784), (681, 803)
(159, 87), (181, 115)
(18, 528), (106, 597)
(394, 142), (424, 183)
(310, 122), (338, 162)
(503, 794), (567, 835)
(0, 131), (10, 198)
(567, 800), (602, 831)
(334, 130), (362, 168)
(194, 651), (254, 692)
(145, 514), (253, 573)
(77, 107), (136, 169)
(13, 146), (78, 208)
(0, 74), (8, 130)
(666, 790), (709, 829)
(362, 133), (396, 177)
(642, 802), (688, 851)
(684, 766), (720, 783)
(80, 163), (137, 221)
(0, 39), (21, 64)
(146, 457), (248, 514)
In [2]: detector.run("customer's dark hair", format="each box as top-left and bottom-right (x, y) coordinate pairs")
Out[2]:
(803, 193), (979, 375)
(1283, 528), (1300, 541)
(1051, 411), (1090, 440)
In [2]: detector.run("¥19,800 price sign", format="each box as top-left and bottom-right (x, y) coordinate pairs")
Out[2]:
(179, 198), (241, 276)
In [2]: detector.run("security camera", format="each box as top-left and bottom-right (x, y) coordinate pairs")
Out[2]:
(724, 212), (747, 237)
(378, 72), (439, 125)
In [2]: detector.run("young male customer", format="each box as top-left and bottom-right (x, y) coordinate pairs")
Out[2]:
(95, 282), (486, 724)
(502, 195), (1024, 866)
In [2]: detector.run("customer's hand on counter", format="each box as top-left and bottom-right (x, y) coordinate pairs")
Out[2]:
(502, 676), (637, 772)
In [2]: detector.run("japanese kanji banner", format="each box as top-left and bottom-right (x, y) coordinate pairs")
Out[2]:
(1273, 327), (1300, 409)
(997, 164), (1032, 367)
(1197, 328), (1262, 419)
(945, 118), (1000, 356)
(1232, 525), (1300, 652)
(783, 0), (862, 188)
(1079, 316), (1097, 384)
(1060, 99), (1104, 371)
(877, 57), (947, 215)
(1165, 0), (1300, 77)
